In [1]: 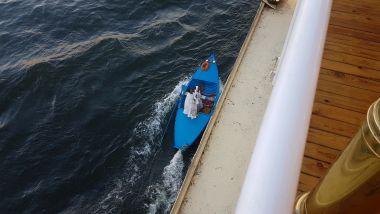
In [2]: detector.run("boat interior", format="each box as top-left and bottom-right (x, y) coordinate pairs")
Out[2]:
(179, 79), (217, 110)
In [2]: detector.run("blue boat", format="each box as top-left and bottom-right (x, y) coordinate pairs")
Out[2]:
(174, 53), (221, 150)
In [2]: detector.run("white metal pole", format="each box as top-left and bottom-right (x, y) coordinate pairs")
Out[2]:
(235, 0), (332, 213)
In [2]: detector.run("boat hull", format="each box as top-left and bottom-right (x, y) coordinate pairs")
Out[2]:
(174, 53), (220, 150)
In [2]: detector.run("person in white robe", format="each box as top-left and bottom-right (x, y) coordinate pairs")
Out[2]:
(183, 89), (198, 119)
(194, 85), (206, 111)
(183, 90), (192, 115)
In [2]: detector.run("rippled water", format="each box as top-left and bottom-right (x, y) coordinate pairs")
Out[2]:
(0, 0), (260, 213)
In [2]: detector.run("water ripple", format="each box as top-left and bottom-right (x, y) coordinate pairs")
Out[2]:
(0, 0), (260, 213)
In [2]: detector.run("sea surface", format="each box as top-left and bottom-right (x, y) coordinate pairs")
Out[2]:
(0, 0), (260, 213)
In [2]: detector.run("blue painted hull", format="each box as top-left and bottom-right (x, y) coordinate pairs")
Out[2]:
(174, 53), (220, 150)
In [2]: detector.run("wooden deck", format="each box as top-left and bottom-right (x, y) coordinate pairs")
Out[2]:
(298, 0), (380, 193)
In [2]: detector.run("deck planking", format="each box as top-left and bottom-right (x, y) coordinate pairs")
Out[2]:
(298, 0), (380, 193)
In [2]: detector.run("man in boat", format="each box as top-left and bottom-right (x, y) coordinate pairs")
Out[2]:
(183, 89), (198, 119)
(194, 84), (215, 114)
(194, 86), (204, 111)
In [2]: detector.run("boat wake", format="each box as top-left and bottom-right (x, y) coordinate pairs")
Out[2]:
(219, 78), (225, 93)
(91, 76), (221, 213)
(91, 77), (188, 214)
(145, 79), (224, 213)
(146, 150), (184, 214)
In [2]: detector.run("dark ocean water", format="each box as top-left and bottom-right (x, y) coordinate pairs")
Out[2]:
(0, 0), (260, 213)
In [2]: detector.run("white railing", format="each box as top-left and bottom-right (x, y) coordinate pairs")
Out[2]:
(235, 0), (332, 214)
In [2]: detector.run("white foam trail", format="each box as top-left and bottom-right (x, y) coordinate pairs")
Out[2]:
(0, 112), (9, 129)
(219, 78), (224, 93)
(94, 77), (189, 213)
(146, 150), (184, 214)
(145, 78), (221, 213)
(128, 77), (189, 185)
(51, 95), (56, 114)
(134, 77), (188, 143)
(0, 100), (22, 129)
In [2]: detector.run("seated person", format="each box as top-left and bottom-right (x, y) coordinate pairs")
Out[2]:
(194, 86), (204, 111)
(197, 84), (216, 100)
(194, 84), (216, 114)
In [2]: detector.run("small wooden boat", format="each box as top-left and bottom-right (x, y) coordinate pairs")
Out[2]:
(174, 53), (220, 150)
